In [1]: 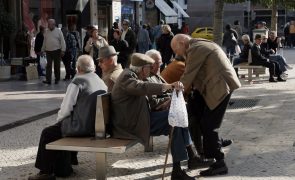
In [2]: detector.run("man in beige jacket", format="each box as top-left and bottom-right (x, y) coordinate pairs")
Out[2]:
(171, 34), (241, 177)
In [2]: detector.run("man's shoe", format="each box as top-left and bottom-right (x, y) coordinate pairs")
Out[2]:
(28, 172), (56, 180)
(199, 160), (228, 177)
(221, 139), (233, 147)
(171, 168), (195, 180)
(42, 81), (51, 85)
(188, 156), (214, 169)
(277, 77), (286, 82)
(269, 78), (277, 82)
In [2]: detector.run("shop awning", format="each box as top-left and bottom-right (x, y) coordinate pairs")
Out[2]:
(155, 0), (177, 17)
(171, 1), (189, 18)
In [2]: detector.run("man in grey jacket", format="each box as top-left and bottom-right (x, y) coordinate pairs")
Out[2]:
(29, 55), (107, 180)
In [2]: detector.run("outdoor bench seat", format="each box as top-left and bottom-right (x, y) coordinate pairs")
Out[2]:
(46, 93), (147, 180)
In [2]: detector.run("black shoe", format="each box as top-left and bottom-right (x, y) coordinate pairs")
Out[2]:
(277, 77), (286, 82)
(63, 78), (70, 81)
(221, 139), (233, 147)
(269, 78), (277, 82)
(55, 80), (59, 84)
(42, 81), (51, 85)
(171, 168), (195, 180)
(199, 160), (228, 177)
(28, 172), (56, 180)
(188, 156), (214, 169)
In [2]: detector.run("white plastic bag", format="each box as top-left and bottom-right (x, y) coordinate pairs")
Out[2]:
(40, 55), (47, 75)
(235, 45), (241, 55)
(168, 90), (188, 127)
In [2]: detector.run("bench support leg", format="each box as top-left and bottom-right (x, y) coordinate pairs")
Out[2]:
(248, 68), (253, 83)
(96, 152), (107, 180)
(144, 136), (153, 152)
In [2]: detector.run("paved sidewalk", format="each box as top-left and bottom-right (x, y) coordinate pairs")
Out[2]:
(1, 49), (295, 179)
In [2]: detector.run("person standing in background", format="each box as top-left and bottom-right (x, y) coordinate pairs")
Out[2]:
(42, 19), (66, 85)
(84, 26), (108, 77)
(34, 26), (45, 76)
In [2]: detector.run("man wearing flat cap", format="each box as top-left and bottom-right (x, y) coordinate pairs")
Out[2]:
(98, 46), (123, 91)
(111, 53), (203, 179)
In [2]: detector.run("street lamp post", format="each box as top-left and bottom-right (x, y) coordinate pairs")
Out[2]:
(247, 0), (251, 34)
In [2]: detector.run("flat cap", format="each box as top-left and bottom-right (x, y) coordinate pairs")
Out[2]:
(131, 53), (155, 67)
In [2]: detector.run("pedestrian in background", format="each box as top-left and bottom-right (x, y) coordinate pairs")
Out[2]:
(222, 24), (238, 57)
(42, 19), (66, 85)
(137, 24), (151, 54)
(156, 24), (174, 71)
(82, 25), (95, 55)
(84, 26), (108, 77)
(34, 25), (45, 76)
(121, 19), (137, 65)
(110, 29), (129, 68)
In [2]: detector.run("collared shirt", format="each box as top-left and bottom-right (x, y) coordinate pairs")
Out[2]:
(102, 64), (123, 92)
(42, 27), (66, 52)
(56, 83), (79, 122)
(121, 29), (128, 41)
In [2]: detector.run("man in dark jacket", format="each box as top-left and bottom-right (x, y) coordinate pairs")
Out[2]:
(251, 34), (284, 82)
(34, 26), (45, 76)
(121, 19), (137, 63)
(28, 55), (107, 180)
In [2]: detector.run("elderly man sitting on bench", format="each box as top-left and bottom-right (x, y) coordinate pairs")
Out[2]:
(29, 55), (107, 180)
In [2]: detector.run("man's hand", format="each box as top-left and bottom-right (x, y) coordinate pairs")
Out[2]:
(61, 51), (65, 57)
(171, 81), (184, 91)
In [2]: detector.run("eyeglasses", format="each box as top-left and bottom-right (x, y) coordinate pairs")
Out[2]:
(122, 23), (128, 26)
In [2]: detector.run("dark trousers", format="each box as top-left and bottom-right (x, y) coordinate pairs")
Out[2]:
(35, 122), (72, 176)
(150, 110), (192, 162)
(252, 60), (281, 78)
(45, 49), (61, 82)
(190, 90), (231, 160)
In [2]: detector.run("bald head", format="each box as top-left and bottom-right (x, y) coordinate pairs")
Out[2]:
(171, 34), (191, 57)
(48, 19), (56, 30)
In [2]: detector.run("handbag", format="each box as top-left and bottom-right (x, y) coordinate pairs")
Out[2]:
(25, 65), (39, 80)
(168, 90), (188, 127)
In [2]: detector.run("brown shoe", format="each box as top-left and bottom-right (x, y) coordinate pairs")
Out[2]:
(28, 172), (56, 180)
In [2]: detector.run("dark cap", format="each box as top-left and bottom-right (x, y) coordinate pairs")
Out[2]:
(255, 34), (262, 40)
(131, 53), (155, 67)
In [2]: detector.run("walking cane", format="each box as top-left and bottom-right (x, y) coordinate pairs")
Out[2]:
(162, 126), (174, 180)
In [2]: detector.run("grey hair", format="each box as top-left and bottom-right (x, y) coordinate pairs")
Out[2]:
(242, 34), (250, 41)
(145, 49), (161, 60)
(76, 55), (95, 73)
(129, 65), (143, 74)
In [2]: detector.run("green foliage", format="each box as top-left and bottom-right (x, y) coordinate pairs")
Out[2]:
(0, 1), (16, 35)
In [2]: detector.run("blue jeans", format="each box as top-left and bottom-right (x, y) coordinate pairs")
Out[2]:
(150, 110), (193, 162)
(269, 54), (287, 72)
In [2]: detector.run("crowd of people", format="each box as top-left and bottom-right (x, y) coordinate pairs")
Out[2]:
(27, 17), (293, 180)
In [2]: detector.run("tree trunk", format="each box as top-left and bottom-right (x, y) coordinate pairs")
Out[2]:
(213, 0), (224, 46)
(271, 0), (278, 32)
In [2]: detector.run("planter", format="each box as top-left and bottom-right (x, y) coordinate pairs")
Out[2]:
(0, 66), (11, 80)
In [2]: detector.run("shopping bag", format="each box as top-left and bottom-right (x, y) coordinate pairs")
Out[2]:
(168, 89), (188, 127)
(26, 65), (39, 80)
(235, 45), (241, 55)
(40, 55), (47, 75)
